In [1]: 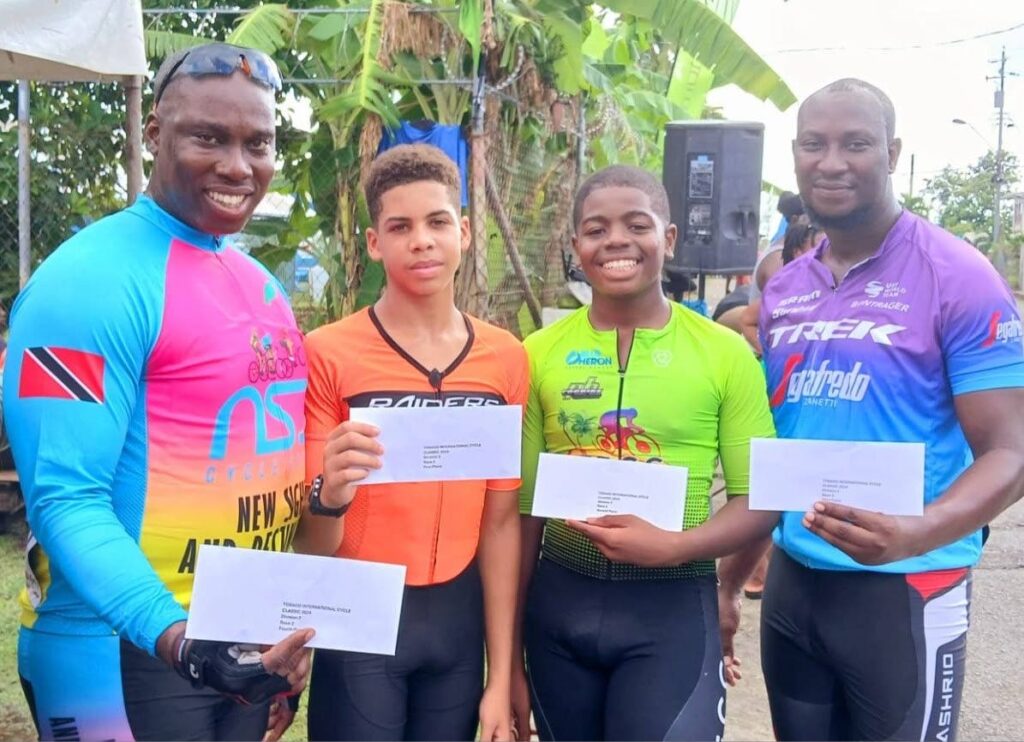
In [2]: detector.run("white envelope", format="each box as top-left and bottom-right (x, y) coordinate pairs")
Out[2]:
(349, 405), (522, 484)
(530, 453), (689, 531)
(186, 546), (406, 655)
(749, 438), (925, 516)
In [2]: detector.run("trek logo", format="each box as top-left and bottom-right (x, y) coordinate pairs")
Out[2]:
(981, 311), (1023, 348)
(562, 376), (603, 400)
(767, 319), (906, 348)
(770, 354), (872, 408)
(566, 349), (613, 367)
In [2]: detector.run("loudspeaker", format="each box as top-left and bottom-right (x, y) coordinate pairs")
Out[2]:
(662, 121), (764, 275)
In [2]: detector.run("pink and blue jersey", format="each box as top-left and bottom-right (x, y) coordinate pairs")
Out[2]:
(2, 195), (306, 652)
(761, 210), (1024, 573)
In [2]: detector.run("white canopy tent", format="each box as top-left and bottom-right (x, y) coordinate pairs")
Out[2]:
(1, 0), (148, 286)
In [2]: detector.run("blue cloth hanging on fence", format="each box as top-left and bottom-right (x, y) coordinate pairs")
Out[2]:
(679, 298), (709, 317)
(377, 121), (469, 207)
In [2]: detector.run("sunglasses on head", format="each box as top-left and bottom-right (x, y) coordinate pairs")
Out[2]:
(155, 43), (282, 104)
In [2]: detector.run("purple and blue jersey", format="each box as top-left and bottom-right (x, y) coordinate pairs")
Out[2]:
(760, 210), (1024, 573)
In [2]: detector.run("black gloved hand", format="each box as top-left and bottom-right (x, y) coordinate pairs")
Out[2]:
(174, 638), (291, 705)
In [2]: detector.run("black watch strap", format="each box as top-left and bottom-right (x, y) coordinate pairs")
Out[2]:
(308, 474), (351, 517)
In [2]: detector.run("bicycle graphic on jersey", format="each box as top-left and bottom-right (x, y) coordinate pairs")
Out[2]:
(595, 408), (663, 462)
(248, 331), (306, 383)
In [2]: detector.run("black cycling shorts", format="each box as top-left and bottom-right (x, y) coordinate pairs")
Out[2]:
(307, 560), (485, 741)
(18, 628), (270, 741)
(524, 558), (725, 741)
(762, 550), (971, 741)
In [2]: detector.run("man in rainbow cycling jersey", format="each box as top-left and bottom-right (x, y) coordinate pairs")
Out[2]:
(2, 44), (313, 741)
(759, 78), (1024, 742)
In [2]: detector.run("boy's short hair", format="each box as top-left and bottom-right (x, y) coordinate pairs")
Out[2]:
(572, 165), (672, 230)
(364, 144), (461, 224)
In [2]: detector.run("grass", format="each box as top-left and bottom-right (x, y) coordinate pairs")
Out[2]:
(0, 530), (309, 740)
(0, 531), (35, 741)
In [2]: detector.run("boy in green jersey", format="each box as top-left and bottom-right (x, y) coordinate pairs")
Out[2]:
(511, 166), (777, 741)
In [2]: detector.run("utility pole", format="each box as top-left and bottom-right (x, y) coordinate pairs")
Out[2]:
(993, 47), (1006, 256)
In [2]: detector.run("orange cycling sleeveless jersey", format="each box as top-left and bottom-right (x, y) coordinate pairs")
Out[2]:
(304, 307), (529, 586)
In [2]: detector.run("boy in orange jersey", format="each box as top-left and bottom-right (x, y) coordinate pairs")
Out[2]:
(295, 143), (526, 742)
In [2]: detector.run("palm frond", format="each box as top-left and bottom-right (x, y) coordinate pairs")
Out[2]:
(145, 30), (210, 60)
(602, 0), (796, 111)
(317, 0), (400, 128)
(228, 4), (295, 54)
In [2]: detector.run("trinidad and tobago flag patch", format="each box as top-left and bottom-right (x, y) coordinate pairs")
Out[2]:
(19, 347), (105, 403)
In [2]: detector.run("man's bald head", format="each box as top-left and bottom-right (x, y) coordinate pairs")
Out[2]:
(800, 78), (896, 143)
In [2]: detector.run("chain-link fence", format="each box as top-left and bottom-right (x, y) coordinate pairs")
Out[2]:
(1, 4), (587, 338)
(484, 111), (579, 336)
(0, 80), (131, 311)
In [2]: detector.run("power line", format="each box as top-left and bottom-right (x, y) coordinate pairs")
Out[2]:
(143, 6), (456, 15)
(768, 21), (1024, 54)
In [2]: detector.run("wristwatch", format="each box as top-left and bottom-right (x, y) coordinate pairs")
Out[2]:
(308, 474), (352, 518)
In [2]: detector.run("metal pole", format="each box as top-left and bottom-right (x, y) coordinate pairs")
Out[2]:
(124, 75), (144, 204)
(461, 72), (489, 318)
(576, 96), (586, 191)
(994, 47), (1006, 274)
(17, 80), (31, 289)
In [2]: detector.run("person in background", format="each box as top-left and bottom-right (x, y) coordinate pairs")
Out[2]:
(740, 192), (806, 353)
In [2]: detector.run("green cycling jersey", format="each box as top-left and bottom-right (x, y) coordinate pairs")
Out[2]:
(520, 303), (775, 579)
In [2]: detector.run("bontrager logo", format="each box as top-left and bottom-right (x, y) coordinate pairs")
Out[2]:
(566, 349), (613, 366)
(770, 354), (871, 408)
(981, 311), (1023, 348)
(767, 319), (906, 348)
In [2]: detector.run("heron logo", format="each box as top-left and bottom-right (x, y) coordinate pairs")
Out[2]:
(566, 349), (613, 367)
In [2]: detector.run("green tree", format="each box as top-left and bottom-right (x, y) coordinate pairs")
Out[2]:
(923, 150), (1019, 252)
(2, 0), (795, 318)
(899, 192), (930, 219)
(0, 82), (128, 306)
(223, 0), (795, 323)
(0, 0), (270, 307)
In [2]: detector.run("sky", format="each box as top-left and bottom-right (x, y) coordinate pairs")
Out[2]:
(706, 0), (1024, 200)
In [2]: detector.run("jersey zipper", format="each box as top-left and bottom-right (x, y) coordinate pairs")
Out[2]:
(365, 308), (475, 585)
(607, 328), (635, 578)
(615, 328), (635, 462)
(428, 376), (444, 583)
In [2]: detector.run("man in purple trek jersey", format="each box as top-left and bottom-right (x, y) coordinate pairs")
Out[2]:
(759, 78), (1024, 742)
